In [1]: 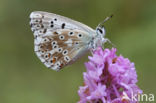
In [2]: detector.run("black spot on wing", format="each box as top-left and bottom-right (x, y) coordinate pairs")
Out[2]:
(61, 23), (65, 29)
(51, 24), (54, 28)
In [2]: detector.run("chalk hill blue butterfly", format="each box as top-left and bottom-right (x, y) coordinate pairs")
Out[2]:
(30, 11), (111, 71)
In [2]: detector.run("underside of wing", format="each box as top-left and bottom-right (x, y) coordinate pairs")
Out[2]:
(34, 29), (92, 71)
(30, 11), (95, 38)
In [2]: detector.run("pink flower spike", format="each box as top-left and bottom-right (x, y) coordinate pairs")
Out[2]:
(78, 47), (142, 103)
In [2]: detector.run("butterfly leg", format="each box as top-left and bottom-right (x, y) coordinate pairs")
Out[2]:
(102, 38), (116, 48)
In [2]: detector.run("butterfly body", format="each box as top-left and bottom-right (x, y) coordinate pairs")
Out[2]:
(30, 11), (106, 71)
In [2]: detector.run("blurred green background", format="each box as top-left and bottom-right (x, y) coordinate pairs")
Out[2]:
(0, 0), (156, 103)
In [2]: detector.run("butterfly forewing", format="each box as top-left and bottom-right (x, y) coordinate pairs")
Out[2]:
(30, 11), (96, 71)
(30, 11), (95, 37)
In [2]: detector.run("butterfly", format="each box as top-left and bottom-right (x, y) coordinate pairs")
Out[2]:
(30, 11), (112, 71)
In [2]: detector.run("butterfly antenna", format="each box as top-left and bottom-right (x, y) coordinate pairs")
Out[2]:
(98, 14), (114, 27)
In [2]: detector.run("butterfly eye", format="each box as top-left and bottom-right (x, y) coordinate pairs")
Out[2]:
(96, 27), (105, 36)
(98, 29), (103, 34)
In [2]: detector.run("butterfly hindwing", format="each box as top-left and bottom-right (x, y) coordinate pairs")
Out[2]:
(34, 29), (92, 71)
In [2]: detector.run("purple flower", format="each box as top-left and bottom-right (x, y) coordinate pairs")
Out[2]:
(78, 47), (142, 103)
